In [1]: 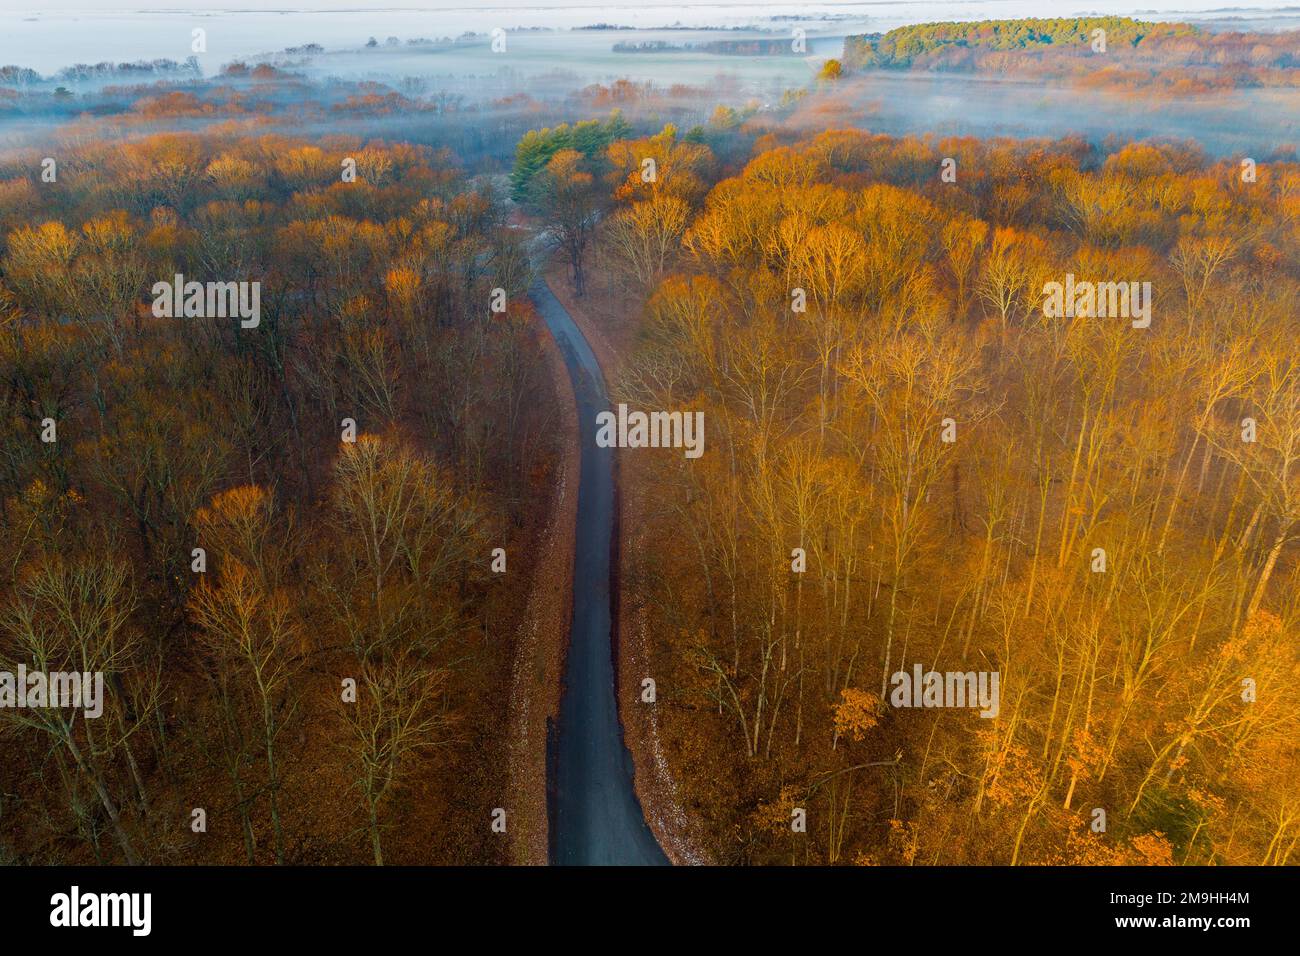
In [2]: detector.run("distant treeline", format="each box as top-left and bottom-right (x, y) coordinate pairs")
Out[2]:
(842, 17), (1300, 92)
(614, 38), (797, 57)
(0, 58), (201, 87)
(843, 17), (1190, 66)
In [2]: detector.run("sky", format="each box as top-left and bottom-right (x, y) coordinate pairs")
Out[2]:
(9, 0), (1300, 13)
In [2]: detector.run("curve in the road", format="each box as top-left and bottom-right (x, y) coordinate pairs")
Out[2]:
(531, 277), (669, 867)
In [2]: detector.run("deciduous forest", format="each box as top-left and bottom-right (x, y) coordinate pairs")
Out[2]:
(585, 125), (1300, 865)
(1, 9), (1297, 872)
(0, 130), (555, 863)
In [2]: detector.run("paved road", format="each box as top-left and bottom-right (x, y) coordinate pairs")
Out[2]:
(531, 278), (669, 867)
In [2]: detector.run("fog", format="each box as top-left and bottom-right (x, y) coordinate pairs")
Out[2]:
(4, 2), (1300, 78)
(1, 4), (1297, 164)
(790, 72), (1300, 158)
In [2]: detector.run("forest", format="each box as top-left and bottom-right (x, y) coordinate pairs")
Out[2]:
(0, 125), (556, 864)
(1, 11), (1297, 869)
(541, 116), (1300, 864)
(843, 17), (1300, 93)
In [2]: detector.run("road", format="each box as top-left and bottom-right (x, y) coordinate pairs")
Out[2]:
(530, 277), (669, 867)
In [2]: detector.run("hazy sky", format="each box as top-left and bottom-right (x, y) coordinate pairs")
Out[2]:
(12, 0), (1300, 12)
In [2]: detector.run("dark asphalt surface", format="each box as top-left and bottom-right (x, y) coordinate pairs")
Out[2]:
(531, 278), (669, 867)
